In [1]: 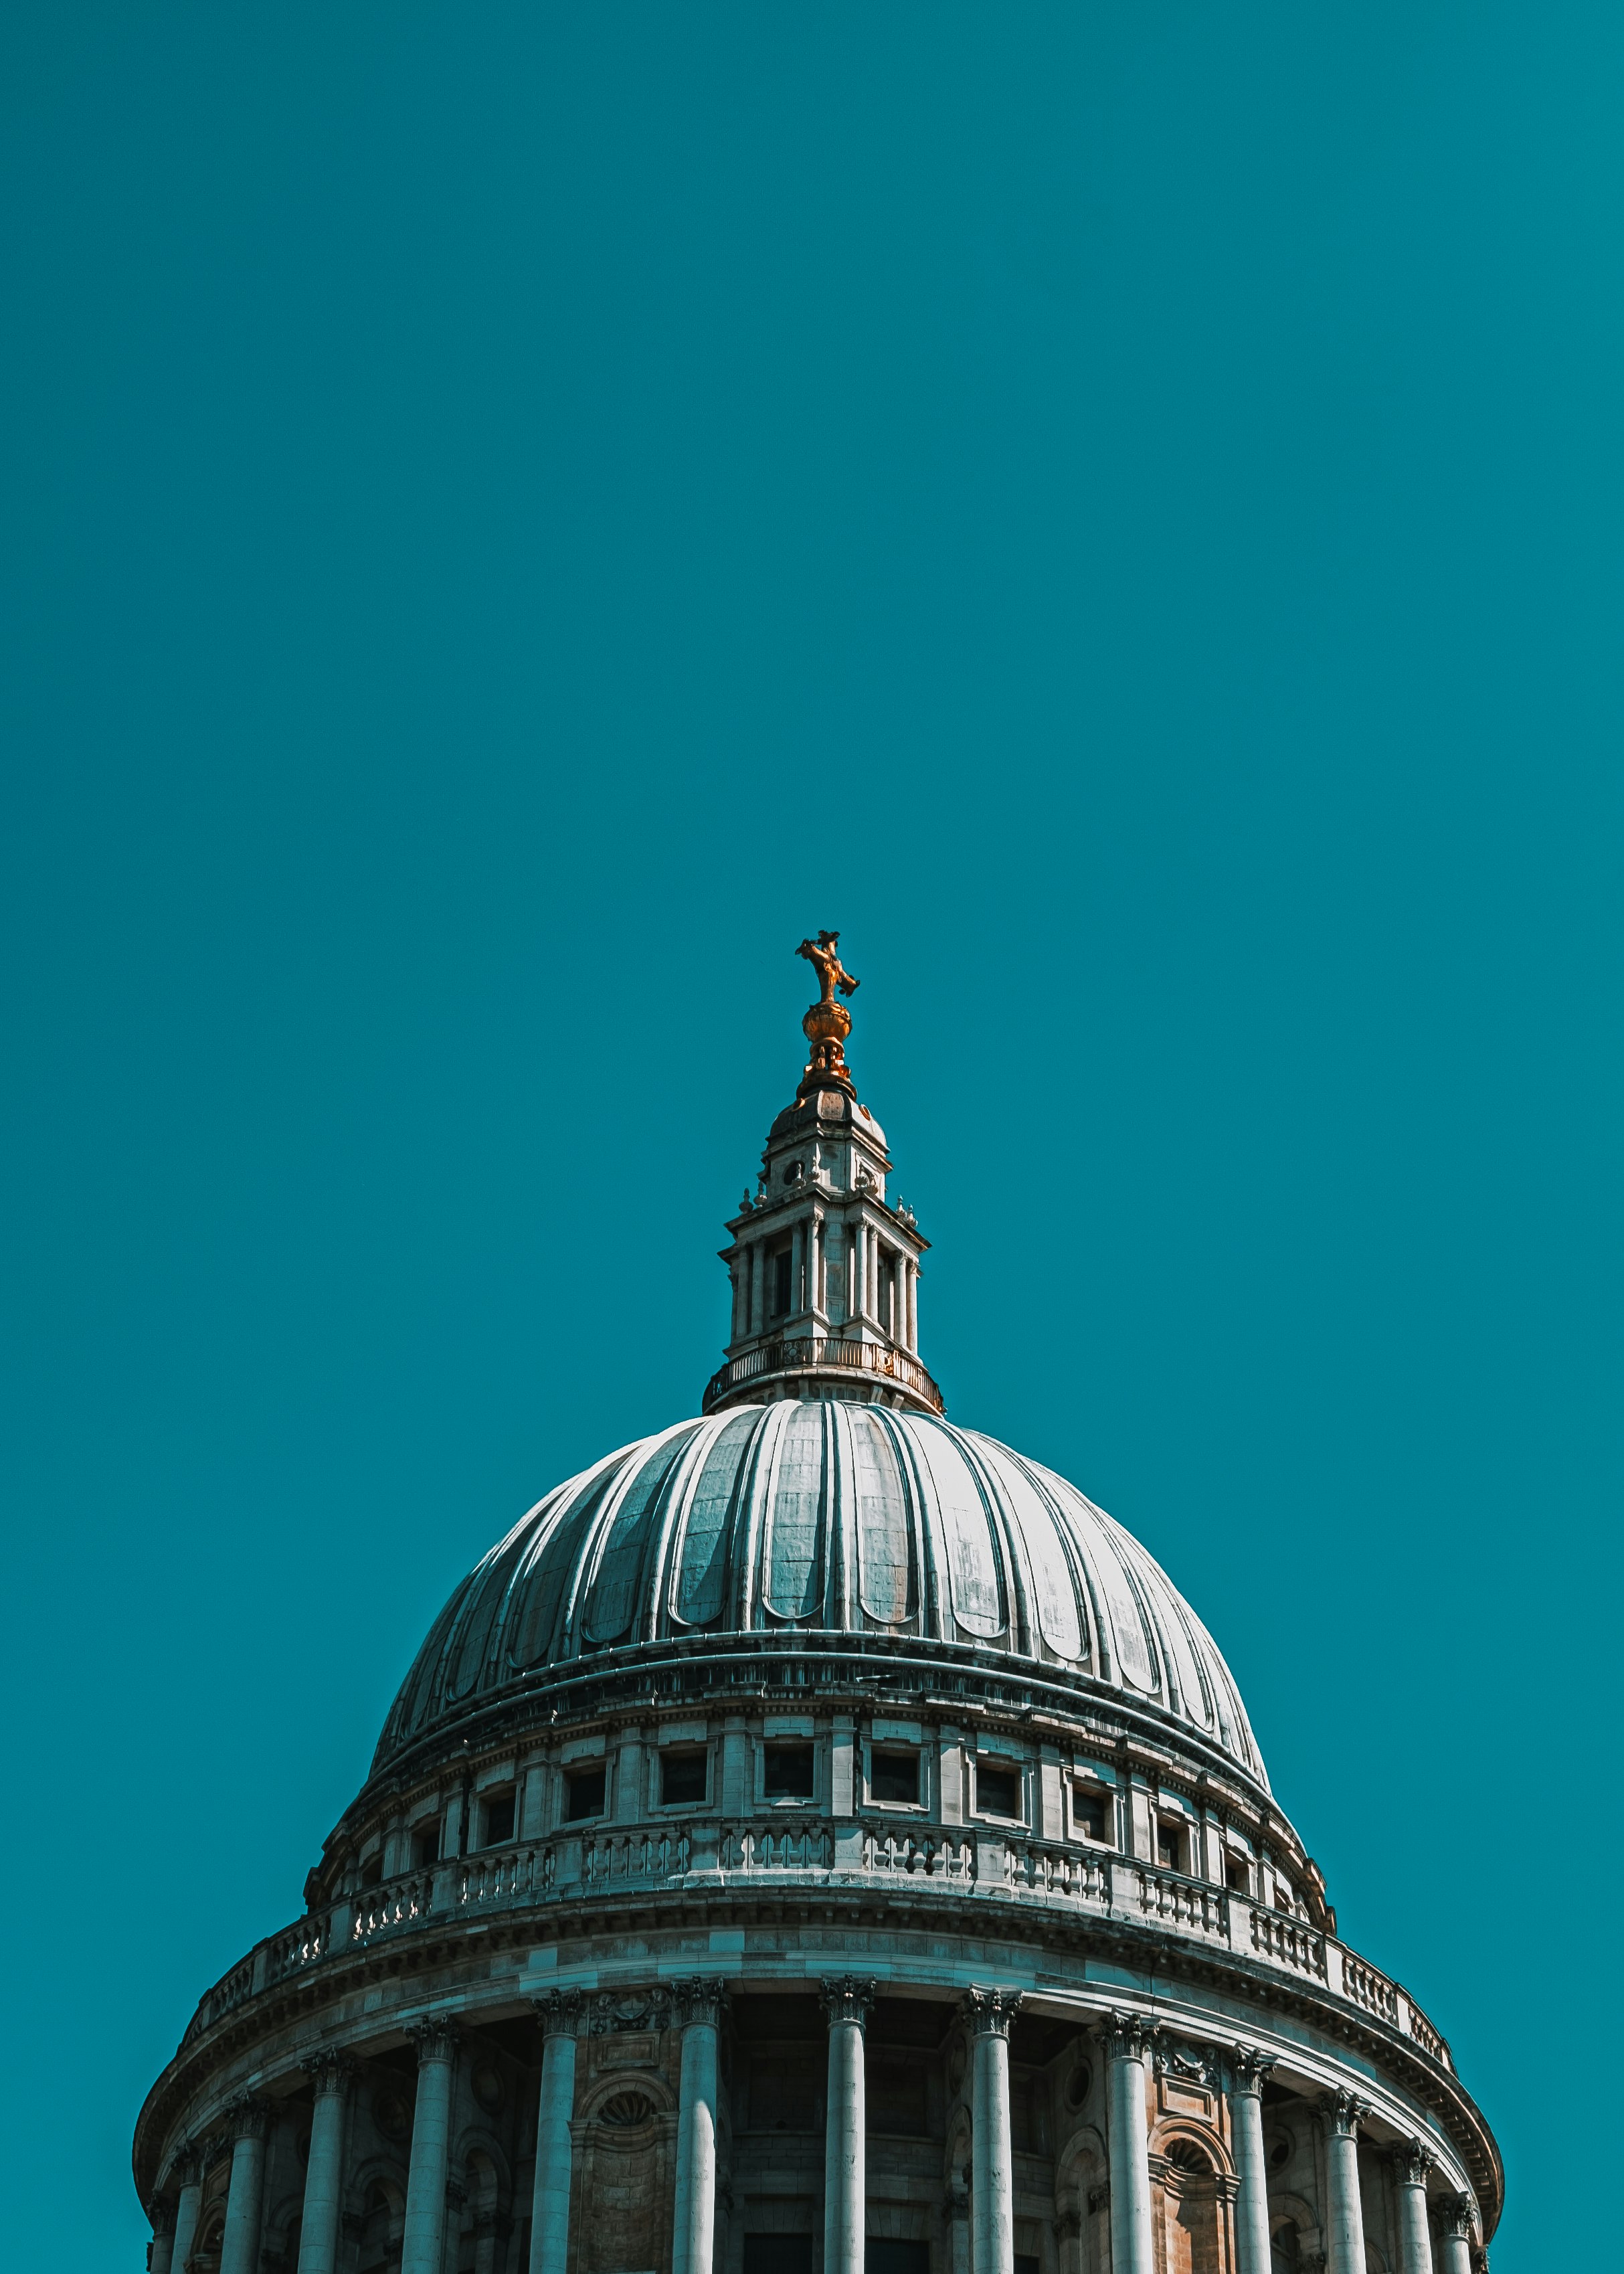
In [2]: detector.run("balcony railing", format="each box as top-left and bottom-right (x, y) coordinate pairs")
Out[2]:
(703, 1334), (944, 1413)
(179, 1817), (1453, 2075)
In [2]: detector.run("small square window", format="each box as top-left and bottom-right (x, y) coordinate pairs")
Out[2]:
(976, 1764), (1020, 1820)
(871, 1749), (919, 1806)
(661, 1749), (709, 1806)
(481, 1790), (515, 1848)
(764, 1743), (816, 1800)
(1073, 1789), (1109, 1843)
(410, 1822), (440, 1870)
(565, 1765), (606, 1822)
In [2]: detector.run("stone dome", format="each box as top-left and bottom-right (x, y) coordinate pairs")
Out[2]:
(373, 1401), (1267, 1789)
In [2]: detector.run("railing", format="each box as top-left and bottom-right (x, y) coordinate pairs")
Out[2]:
(863, 1828), (972, 1878)
(722, 1821), (833, 1871)
(703, 1334), (944, 1413)
(178, 1822), (1450, 2076)
(1249, 1907), (1328, 1982)
(1004, 1839), (1109, 1903)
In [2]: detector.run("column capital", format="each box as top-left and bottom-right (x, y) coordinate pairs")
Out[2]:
(532, 1988), (585, 2040)
(1392, 2137), (1437, 2188)
(301, 2049), (359, 2100)
(226, 2092), (272, 2141)
(1227, 2043), (1277, 2095)
(1445, 2195), (1476, 2240)
(1101, 2008), (1157, 2064)
(818, 1974), (877, 2029)
(672, 1976), (729, 2028)
(147, 2196), (178, 2239)
(409, 2016), (461, 2065)
(1053, 2209), (1081, 2242)
(1320, 2087), (1370, 2139)
(962, 1986), (1024, 2038)
(168, 2140), (205, 2189)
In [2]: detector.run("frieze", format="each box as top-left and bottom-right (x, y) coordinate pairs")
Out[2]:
(588, 1987), (672, 2036)
(1154, 2035), (1217, 2087)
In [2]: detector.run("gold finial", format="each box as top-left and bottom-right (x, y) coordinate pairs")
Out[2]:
(796, 930), (860, 1098)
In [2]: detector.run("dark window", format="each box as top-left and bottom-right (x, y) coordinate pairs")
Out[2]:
(771, 1246), (794, 1316)
(359, 1850), (383, 1889)
(977, 1765), (1020, 1819)
(1156, 1821), (1184, 1871)
(867, 2059), (927, 2136)
(871, 1749), (919, 1805)
(410, 1822), (440, 1870)
(745, 2242), (814, 2274)
(749, 2053), (820, 2132)
(867, 2245), (930, 2274)
(565, 1766), (606, 1822)
(482, 1790), (515, 1848)
(1074, 1790), (1107, 1842)
(1225, 1854), (1249, 1894)
(1015, 2259), (1042, 2274)
(661, 1750), (709, 1806)
(765, 1743), (816, 1800)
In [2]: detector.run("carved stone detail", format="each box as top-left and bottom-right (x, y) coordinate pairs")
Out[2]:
(1392, 2139), (1437, 2188)
(1087, 2186), (1109, 2216)
(962, 1986), (1023, 2038)
(588, 1986), (673, 2036)
(819, 1976), (877, 2030)
(1102, 2009), (1157, 2064)
(409, 2017), (460, 2065)
(1445, 2195), (1477, 2240)
(301, 2050), (359, 2100)
(672, 1976), (729, 2029)
(1228, 2044), (1276, 2095)
(533, 1988), (585, 2040)
(1320, 2088), (1370, 2139)
(1155, 2034), (1216, 2085)
(227, 2093), (271, 2141)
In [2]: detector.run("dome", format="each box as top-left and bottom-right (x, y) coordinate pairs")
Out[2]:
(374, 1399), (1267, 1788)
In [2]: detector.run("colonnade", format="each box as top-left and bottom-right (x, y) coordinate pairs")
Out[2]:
(149, 1994), (1472, 2274)
(731, 1213), (918, 1348)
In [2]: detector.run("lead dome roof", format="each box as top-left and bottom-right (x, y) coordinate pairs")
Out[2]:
(374, 1397), (1267, 1789)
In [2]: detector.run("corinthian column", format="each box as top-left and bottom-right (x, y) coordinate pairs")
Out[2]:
(147, 2196), (177, 2274)
(1392, 2141), (1437, 2274)
(820, 1977), (875, 2274)
(1228, 2046), (1275, 2274)
(167, 2145), (203, 2274)
(529, 1991), (582, 2273)
(401, 2020), (459, 2274)
(1103, 2012), (1156, 2274)
(1439, 2195), (1475, 2274)
(218, 2097), (270, 2274)
(672, 1979), (727, 2274)
(1322, 2091), (1370, 2274)
(964, 1989), (1023, 2274)
(296, 2052), (357, 2274)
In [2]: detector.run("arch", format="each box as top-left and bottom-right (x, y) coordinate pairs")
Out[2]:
(1149, 2116), (1235, 2180)
(579, 2068), (679, 2123)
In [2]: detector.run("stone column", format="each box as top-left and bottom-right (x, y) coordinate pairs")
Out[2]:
(1321, 2091), (1370, 2274)
(296, 2052), (357, 2274)
(147, 2196), (177, 2274)
(401, 2021), (459, 2274)
(1103, 2012), (1156, 2274)
(810, 1209), (824, 1318)
(672, 1979), (727, 2274)
(820, 1976), (875, 2274)
(750, 1242), (763, 1336)
(1392, 2142), (1437, 2274)
(218, 2098), (271, 2274)
(964, 1990), (1022, 2274)
(1229, 2046), (1275, 2274)
(1439, 2196), (1475, 2274)
(167, 2146), (204, 2274)
(528, 1991), (581, 2274)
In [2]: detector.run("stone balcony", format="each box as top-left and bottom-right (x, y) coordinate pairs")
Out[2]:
(179, 1816), (1451, 2073)
(702, 1332), (945, 1413)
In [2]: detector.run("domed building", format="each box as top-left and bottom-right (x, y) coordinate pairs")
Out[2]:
(134, 941), (1501, 2274)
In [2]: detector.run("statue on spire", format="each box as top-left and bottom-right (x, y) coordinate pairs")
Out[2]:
(796, 930), (860, 1098)
(796, 930), (860, 1004)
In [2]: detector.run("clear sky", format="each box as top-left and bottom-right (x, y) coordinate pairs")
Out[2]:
(2, 6), (1616, 2265)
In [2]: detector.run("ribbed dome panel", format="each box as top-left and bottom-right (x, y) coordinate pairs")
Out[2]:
(373, 1400), (1267, 1787)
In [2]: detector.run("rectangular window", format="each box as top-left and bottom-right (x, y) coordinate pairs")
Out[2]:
(771, 1246), (794, 1316)
(1073, 1788), (1108, 1843)
(359, 1850), (384, 1889)
(1225, 1854), (1249, 1895)
(866, 2245), (930, 2274)
(410, 1822), (440, 1870)
(661, 1749), (709, 1806)
(1156, 1820), (1184, 1872)
(749, 2054), (820, 2133)
(765, 1743), (816, 1800)
(871, 1749), (919, 1806)
(744, 2242), (814, 2274)
(867, 2059), (928, 2137)
(481, 1789), (515, 1848)
(976, 1764), (1020, 1820)
(564, 1765), (606, 1822)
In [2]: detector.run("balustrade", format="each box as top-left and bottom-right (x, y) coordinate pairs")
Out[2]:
(1004, 1839), (1108, 1902)
(1342, 1951), (1401, 2024)
(721, 1820), (833, 1871)
(581, 1827), (690, 1885)
(861, 1827), (972, 1876)
(1127, 1861), (1227, 1935)
(1249, 1908), (1328, 1981)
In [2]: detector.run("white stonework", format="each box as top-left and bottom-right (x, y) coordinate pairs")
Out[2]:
(134, 1009), (1501, 2274)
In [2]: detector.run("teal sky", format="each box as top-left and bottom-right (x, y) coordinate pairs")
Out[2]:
(3, 7), (1617, 2264)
